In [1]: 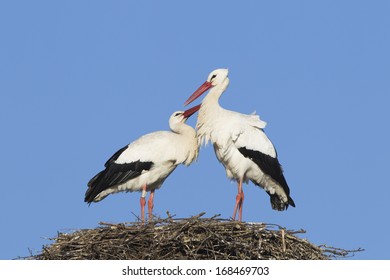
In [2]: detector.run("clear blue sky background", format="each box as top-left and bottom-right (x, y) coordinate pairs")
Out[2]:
(1, 1), (389, 260)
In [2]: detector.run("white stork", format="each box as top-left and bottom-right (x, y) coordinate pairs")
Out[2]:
(85, 105), (200, 223)
(184, 69), (295, 221)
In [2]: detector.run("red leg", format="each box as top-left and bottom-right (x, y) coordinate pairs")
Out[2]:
(148, 190), (155, 221)
(232, 179), (244, 221)
(232, 194), (240, 221)
(140, 184), (147, 224)
(238, 187), (244, 222)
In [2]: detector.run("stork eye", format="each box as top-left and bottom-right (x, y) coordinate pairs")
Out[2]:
(210, 74), (217, 81)
(174, 112), (182, 117)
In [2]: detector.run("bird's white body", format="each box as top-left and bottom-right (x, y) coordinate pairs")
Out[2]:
(184, 69), (294, 219)
(95, 128), (198, 201)
(199, 102), (288, 203)
(85, 108), (199, 222)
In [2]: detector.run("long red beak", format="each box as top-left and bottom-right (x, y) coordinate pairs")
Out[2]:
(184, 81), (213, 106)
(183, 104), (201, 119)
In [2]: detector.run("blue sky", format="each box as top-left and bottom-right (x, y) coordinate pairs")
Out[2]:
(1, 1), (389, 260)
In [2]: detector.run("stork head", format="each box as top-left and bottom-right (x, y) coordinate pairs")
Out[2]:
(208, 68), (229, 86)
(184, 68), (229, 106)
(169, 104), (201, 126)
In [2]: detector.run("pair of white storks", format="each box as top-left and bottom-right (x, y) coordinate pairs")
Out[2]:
(85, 69), (295, 223)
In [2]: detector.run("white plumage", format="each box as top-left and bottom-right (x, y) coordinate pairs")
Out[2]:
(85, 106), (200, 223)
(184, 69), (295, 221)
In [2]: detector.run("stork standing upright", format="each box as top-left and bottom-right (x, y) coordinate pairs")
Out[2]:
(184, 69), (295, 221)
(85, 105), (200, 223)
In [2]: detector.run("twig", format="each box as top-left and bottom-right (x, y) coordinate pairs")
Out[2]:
(281, 228), (286, 253)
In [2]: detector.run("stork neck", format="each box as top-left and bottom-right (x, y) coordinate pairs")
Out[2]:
(171, 122), (196, 137)
(202, 78), (229, 109)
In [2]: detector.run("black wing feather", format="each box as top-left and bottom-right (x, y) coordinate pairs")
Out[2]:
(238, 147), (295, 208)
(104, 145), (129, 167)
(85, 145), (153, 203)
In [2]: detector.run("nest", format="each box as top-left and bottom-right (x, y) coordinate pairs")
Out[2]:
(33, 213), (361, 260)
